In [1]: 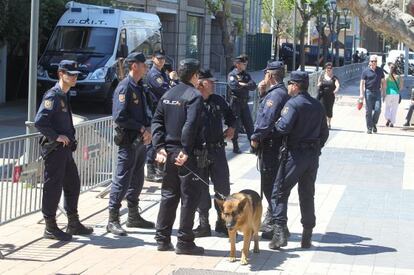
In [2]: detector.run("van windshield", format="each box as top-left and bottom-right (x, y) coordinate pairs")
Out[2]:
(46, 26), (117, 54)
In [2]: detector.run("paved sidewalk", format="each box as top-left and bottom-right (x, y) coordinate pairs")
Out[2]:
(1, 80), (414, 275)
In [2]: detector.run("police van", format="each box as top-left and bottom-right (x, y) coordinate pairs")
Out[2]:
(37, 1), (162, 113)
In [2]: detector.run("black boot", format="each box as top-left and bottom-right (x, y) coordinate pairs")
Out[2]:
(126, 206), (154, 228)
(106, 209), (127, 236)
(44, 217), (72, 241)
(157, 241), (175, 251)
(66, 213), (93, 235)
(260, 209), (273, 232)
(232, 141), (242, 154)
(145, 164), (163, 183)
(268, 224), (288, 250)
(215, 218), (228, 236)
(193, 213), (211, 237)
(301, 228), (313, 248)
(175, 242), (204, 255)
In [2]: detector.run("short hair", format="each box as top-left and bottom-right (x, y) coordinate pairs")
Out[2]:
(370, 54), (378, 61)
(324, 62), (333, 69)
(268, 68), (285, 83)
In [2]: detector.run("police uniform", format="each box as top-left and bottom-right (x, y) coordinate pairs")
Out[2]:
(193, 69), (236, 237)
(250, 61), (289, 235)
(227, 55), (257, 153)
(145, 50), (171, 182)
(152, 58), (205, 255)
(107, 52), (154, 236)
(35, 60), (93, 241)
(269, 71), (329, 250)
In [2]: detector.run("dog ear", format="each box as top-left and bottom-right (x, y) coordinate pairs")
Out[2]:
(215, 198), (225, 211)
(237, 197), (248, 213)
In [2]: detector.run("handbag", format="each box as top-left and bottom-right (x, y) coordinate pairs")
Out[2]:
(390, 74), (402, 104)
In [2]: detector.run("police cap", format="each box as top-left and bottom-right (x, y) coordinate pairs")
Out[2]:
(233, 54), (248, 63)
(125, 52), (146, 63)
(289, 71), (309, 85)
(264, 61), (284, 72)
(58, 60), (81, 74)
(153, 50), (166, 59)
(198, 69), (216, 81)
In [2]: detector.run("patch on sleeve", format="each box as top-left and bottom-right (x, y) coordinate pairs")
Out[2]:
(281, 106), (289, 116)
(156, 77), (164, 85)
(266, 99), (273, 107)
(119, 94), (125, 103)
(44, 100), (53, 110)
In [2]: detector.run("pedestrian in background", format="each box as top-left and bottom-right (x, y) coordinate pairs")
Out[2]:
(317, 62), (340, 129)
(107, 52), (154, 237)
(152, 58), (205, 255)
(35, 60), (93, 241)
(227, 54), (257, 153)
(359, 55), (386, 134)
(384, 63), (403, 127)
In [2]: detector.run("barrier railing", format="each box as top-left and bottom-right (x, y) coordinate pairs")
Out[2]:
(0, 116), (114, 225)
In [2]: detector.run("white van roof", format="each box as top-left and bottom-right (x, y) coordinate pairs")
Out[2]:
(58, 1), (161, 30)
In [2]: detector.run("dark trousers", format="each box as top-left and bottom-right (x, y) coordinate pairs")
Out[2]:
(365, 89), (382, 130)
(258, 142), (280, 208)
(271, 148), (319, 229)
(42, 146), (80, 218)
(109, 142), (146, 210)
(319, 92), (335, 118)
(155, 152), (202, 245)
(230, 97), (254, 142)
(406, 104), (414, 122)
(197, 147), (231, 216)
(146, 143), (156, 164)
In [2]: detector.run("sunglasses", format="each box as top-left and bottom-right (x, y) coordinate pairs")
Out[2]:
(288, 81), (297, 86)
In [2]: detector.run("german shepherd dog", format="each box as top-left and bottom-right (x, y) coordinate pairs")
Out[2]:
(216, 189), (263, 265)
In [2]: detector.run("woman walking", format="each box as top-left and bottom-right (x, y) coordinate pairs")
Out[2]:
(384, 64), (403, 127)
(317, 63), (340, 129)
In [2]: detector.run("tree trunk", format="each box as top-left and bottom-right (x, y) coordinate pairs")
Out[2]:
(215, 10), (235, 74)
(338, 0), (414, 50)
(299, 21), (307, 71)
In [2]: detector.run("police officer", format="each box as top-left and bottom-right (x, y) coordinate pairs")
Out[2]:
(35, 60), (93, 241)
(268, 71), (329, 250)
(193, 69), (236, 238)
(145, 50), (170, 182)
(107, 52), (154, 236)
(152, 58), (205, 255)
(250, 61), (289, 239)
(228, 54), (257, 153)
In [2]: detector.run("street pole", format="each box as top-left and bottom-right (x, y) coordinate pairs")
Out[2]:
(271, 0), (275, 60)
(26, 0), (40, 134)
(316, 17), (321, 71)
(292, 1), (297, 71)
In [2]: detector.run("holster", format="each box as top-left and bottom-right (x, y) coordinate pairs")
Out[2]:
(194, 147), (209, 168)
(114, 127), (139, 147)
(39, 136), (61, 160)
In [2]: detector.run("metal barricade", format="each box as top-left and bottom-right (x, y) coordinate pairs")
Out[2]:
(0, 116), (114, 225)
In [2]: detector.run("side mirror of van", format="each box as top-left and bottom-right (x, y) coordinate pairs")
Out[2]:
(117, 44), (129, 58)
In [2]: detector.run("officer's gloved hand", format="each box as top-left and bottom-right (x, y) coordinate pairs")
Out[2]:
(69, 140), (78, 152)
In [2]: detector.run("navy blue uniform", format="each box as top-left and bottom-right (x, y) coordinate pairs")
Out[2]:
(109, 75), (152, 210)
(228, 68), (257, 143)
(251, 83), (289, 206)
(35, 83), (80, 218)
(146, 66), (171, 166)
(152, 82), (204, 246)
(271, 91), (329, 229)
(197, 94), (236, 215)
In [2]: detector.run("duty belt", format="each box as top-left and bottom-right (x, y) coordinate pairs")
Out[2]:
(206, 141), (226, 149)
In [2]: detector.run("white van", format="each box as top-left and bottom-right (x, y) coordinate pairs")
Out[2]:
(37, 1), (162, 113)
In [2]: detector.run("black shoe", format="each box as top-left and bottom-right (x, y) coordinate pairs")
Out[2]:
(373, 125), (377, 133)
(107, 209), (127, 236)
(232, 142), (242, 154)
(403, 121), (410, 127)
(126, 207), (155, 228)
(193, 225), (211, 238)
(262, 224), (290, 240)
(386, 120), (390, 127)
(157, 241), (175, 251)
(367, 129), (372, 134)
(175, 243), (204, 255)
(260, 209), (273, 232)
(390, 123), (394, 127)
(145, 164), (163, 183)
(268, 224), (288, 250)
(66, 213), (93, 235)
(301, 228), (313, 248)
(44, 217), (72, 241)
(215, 220), (228, 236)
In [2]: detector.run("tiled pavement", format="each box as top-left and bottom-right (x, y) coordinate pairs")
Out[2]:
(1, 80), (414, 274)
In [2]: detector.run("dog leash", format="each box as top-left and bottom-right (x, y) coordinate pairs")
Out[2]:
(182, 163), (227, 200)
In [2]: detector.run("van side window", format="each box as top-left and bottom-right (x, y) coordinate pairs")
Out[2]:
(126, 27), (161, 56)
(117, 29), (127, 57)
